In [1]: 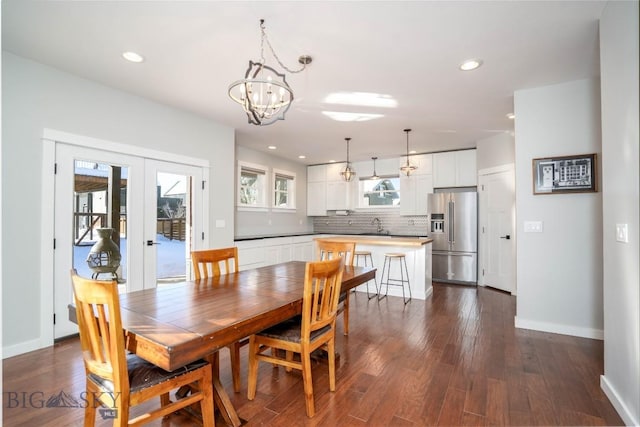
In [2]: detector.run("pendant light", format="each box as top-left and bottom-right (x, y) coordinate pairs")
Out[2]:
(369, 157), (380, 180)
(340, 137), (356, 181)
(400, 128), (417, 176)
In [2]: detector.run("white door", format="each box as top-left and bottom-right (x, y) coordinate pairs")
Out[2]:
(142, 159), (207, 290)
(478, 165), (516, 294)
(53, 145), (207, 338)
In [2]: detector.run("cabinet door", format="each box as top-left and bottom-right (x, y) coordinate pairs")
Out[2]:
(307, 164), (326, 182)
(455, 150), (477, 186)
(415, 174), (433, 214)
(433, 152), (456, 188)
(326, 181), (348, 210)
(399, 175), (416, 216)
(307, 181), (327, 216)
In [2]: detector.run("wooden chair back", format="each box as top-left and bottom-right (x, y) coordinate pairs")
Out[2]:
(191, 246), (239, 279)
(70, 271), (128, 391)
(301, 257), (345, 337)
(316, 240), (355, 266)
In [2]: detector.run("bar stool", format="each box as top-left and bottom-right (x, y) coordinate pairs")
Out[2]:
(353, 250), (378, 299)
(379, 252), (412, 304)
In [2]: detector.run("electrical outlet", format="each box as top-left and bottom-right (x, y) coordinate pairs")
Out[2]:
(616, 224), (629, 243)
(524, 221), (543, 233)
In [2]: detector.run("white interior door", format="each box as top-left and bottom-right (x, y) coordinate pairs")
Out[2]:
(479, 165), (516, 294)
(143, 159), (207, 290)
(53, 145), (208, 338)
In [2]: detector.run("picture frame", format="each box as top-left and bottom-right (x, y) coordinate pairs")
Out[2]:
(532, 153), (597, 195)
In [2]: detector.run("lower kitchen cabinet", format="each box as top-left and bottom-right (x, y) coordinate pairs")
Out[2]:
(235, 235), (314, 270)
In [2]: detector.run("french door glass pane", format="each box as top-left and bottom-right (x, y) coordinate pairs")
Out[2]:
(156, 171), (189, 284)
(72, 160), (128, 291)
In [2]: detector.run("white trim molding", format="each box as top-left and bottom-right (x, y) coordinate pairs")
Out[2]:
(601, 374), (639, 426)
(515, 316), (604, 340)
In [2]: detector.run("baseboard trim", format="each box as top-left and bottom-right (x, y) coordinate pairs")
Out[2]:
(514, 316), (604, 340)
(3, 338), (45, 359)
(601, 374), (639, 426)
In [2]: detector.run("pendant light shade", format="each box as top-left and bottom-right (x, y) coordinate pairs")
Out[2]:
(400, 128), (417, 176)
(340, 137), (356, 182)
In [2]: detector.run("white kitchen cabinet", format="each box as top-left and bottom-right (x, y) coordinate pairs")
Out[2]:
(400, 173), (433, 216)
(307, 162), (355, 214)
(307, 181), (327, 216)
(432, 149), (477, 188)
(292, 235), (314, 261)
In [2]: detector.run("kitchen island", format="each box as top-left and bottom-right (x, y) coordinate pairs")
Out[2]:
(314, 235), (433, 300)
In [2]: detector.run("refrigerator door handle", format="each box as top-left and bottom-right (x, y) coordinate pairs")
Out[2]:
(447, 253), (474, 257)
(448, 200), (455, 244)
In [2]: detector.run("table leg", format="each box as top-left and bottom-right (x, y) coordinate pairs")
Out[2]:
(213, 377), (242, 427)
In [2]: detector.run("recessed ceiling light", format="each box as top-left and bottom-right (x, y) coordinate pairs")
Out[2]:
(459, 59), (483, 71)
(329, 160), (336, 163)
(122, 51), (144, 63)
(321, 111), (384, 122)
(324, 92), (398, 108)
(298, 155), (306, 159)
(268, 145), (277, 150)
(409, 150), (417, 154)
(506, 113), (515, 120)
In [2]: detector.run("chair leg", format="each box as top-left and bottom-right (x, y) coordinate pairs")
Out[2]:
(301, 345), (315, 418)
(247, 337), (259, 400)
(199, 365), (216, 427)
(160, 392), (171, 408)
(229, 343), (241, 393)
(327, 339), (336, 392)
(84, 387), (97, 427)
(285, 350), (294, 372)
(343, 293), (350, 336)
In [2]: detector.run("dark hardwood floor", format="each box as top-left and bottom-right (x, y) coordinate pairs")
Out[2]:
(3, 283), (623, 426)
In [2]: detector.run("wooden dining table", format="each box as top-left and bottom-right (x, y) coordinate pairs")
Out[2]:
(69, 260), (376, 426)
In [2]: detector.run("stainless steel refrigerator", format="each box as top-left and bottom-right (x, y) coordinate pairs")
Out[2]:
(427, 191), (478, 285)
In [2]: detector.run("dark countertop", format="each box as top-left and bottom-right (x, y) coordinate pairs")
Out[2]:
(234, 232), (428, 242)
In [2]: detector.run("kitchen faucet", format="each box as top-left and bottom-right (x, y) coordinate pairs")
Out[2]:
(371, 217), (384, 233)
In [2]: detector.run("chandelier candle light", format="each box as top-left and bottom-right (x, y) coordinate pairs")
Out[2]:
(400, 128), (417, 176)
(340, 137), (356, 182)
(228, 19), (312, 126)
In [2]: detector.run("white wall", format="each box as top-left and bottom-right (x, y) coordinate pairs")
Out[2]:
(476, 132), (515, 171)
(514, 78), (603, 338)
(599, 2), (640, 425)
(235, 145), (313, 237)
(2, 52), (235, 353)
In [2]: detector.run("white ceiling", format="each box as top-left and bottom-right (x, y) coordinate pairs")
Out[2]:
(2, 1), (605, 165)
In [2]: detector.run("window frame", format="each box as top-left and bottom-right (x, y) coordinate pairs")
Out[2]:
(272, 168), (296, 211)
(237, 161), (268, 211)
(357, 174), (401, 209)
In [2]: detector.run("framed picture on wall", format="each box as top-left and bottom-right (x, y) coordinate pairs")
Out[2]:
(532, 153), (597, 195)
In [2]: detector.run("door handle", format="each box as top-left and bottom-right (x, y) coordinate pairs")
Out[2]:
(146, 240), (161, 246)
(500, 235), (511, 240)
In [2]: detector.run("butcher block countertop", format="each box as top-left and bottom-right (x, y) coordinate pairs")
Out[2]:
(315, 235), (433, 247)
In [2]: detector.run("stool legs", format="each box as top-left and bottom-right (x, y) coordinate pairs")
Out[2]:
(354, 253), (378, 299)
(378, 254), (412, 304)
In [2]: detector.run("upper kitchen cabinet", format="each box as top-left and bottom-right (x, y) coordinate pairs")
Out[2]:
(399, 154), (433, 216)
(306, 163), (356, 215)
(432, 149), (477, 188)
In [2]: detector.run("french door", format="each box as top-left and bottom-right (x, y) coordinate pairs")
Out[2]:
(53, 144), (207, 339)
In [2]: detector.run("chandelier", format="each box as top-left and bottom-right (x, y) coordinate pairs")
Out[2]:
(340, 138), (356, 182)
(400, 128), (417, 176)
(228, 19), (312, 126)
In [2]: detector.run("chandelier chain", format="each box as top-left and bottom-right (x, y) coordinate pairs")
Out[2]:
(260, 20), (307, 74)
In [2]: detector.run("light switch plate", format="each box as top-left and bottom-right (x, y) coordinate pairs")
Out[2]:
(524, 221), (543, 233)
(616, 224), (629, 243)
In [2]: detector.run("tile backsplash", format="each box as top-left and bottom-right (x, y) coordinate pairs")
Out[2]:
(312, 210), (428, 236)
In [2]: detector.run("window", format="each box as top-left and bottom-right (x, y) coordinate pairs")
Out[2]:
(238, 162), (268, 209)
(358, 176), (400, 208)
(273, 169), (296, 210)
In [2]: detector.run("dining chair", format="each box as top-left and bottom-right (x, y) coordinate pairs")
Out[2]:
(246, 257), (345, 417)
(70, 270), (215, 427)
(191, 246), (246, 393)
(315, 240), (355, 335)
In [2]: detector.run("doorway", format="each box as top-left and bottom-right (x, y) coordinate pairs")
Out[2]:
(51, 142), (208, 339)
(478, 164), (516, 294)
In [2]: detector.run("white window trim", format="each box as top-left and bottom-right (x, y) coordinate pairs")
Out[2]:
(237, 161), (268, 210)
(272, 168), (296, 211)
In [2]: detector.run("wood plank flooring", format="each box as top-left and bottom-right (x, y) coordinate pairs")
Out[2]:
(3, 283), (623, 426)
